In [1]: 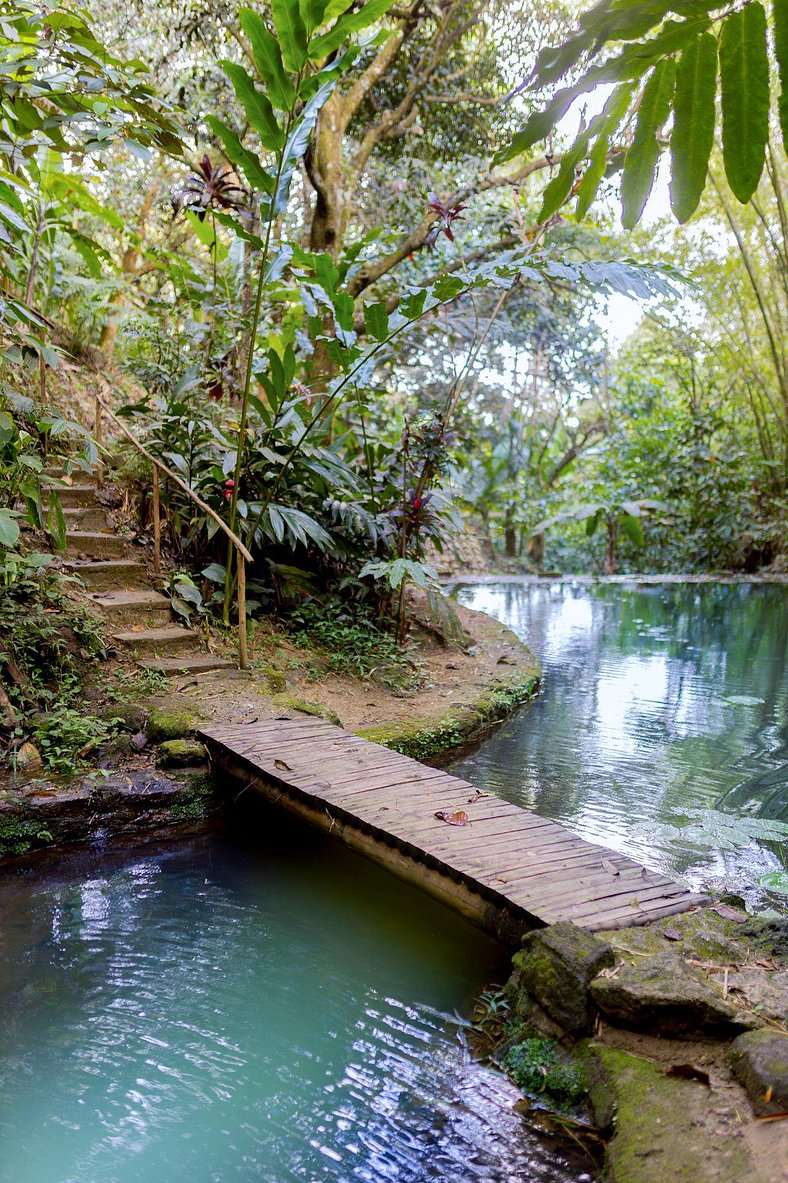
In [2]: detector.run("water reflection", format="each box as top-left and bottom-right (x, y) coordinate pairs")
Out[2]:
(449, 581), (788, 909)
(0, 829), (591, 1183)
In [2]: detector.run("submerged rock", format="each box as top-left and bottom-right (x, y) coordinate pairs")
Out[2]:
(727, 1028), (788, 1116)
(512, 922), (615, 1034)
(589, 951), (744, 1037)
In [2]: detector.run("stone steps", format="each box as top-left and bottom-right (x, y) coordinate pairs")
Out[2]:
(65, 530), (128, 560)
(89, 589), (172, 627)
(64, 506), (110, 531)
(140, 654), (235, 675)
(65, 558), (149, 590)
(44, 483), (99, 508)
(112, 626), (197, 657)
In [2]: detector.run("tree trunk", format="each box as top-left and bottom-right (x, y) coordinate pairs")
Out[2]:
(604, 516), (618, 575)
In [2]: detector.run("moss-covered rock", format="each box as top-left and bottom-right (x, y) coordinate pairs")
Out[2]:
(156, 738), (207, 768)
(589, 951), (744, 1038)
(147, 707), (200, 743)
(102, 700), (147, 733)
(511, 922), (615, 1035)
(257, 667), (286, 694)
(271, 694), (341, 726)
(599, 908), (755, 965)
(727, 1028), (788, 1116)
(583, 1043), (753, 1183)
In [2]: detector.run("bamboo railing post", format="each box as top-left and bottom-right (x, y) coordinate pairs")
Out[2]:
(237, 552), (248, 670)
(152, 466), (161, 574)
(94, 395), (104, 488)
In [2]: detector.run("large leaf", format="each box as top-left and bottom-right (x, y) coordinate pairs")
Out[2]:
(308, 0), (396, 60)
(670, 31), (717, 223)
(495, 13), (709, 165)
(719, 3), (769, 203)
(222, 61), (284, 152)
(775, 0), (788, 151)
(621, 57), (676, 228)
(0, 508), (19, 549)
(206, 116), (275, 195)
(239, 8), (296, 111)
(300, 0), (327, 36)
(272, 72), (340, 213)
(271, 0), (308, 73)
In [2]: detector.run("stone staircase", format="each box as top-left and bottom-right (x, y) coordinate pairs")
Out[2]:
(44, 470), (233, 677)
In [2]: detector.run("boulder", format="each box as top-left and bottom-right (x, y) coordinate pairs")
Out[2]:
(156, 738), (207, 768)
(727, 1028), (788, 1116)
(146, 706), (200, 743)
(512, 921), (615, 1034)
(589, 951), (743, 1037)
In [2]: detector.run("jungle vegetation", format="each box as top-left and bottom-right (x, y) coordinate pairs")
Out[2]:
(1, 0), (786, 689)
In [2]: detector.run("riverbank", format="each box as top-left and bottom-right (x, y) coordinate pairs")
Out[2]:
(0, 593), (540, 860)
(487, 908), (788, 1183)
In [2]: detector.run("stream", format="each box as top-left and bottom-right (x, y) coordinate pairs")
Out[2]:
(449, 579), (788, 913)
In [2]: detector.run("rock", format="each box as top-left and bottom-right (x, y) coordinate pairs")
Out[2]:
(102, 701), (147, 732)
(147, 707), (199, 743)
(16, 742), (43, 772)
(271, 693), (341, 727)
(511, 922), (615, 1034)
(727, 967), (788, 1025)
(156, 738), (207, 768)
(589, 951), (743, 1037)
(583, 1043), (754, 1183)
(727, 1028), (788, 1116)
(258, 667), (286, 694)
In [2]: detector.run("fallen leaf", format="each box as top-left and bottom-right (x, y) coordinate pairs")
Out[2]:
(435, 809), (470, 826)
(467, 790), (489, 802)
(663, 928), (682, 941)
(129, 731), (147, 752)
(755, 958), (776, 970)
(665, 1064), (711, 1087)
(274, 759), (292, 772)
(601, 859), (619, 876)
(641, 867), (652, 881)
(764, 1086), (773, 1104)
(714, 904), (748, 923)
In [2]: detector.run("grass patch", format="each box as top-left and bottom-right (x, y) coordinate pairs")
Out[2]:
(285, 599), (422, 691)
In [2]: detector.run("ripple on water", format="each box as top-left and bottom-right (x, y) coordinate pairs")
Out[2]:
(0, 838), (594, 1183)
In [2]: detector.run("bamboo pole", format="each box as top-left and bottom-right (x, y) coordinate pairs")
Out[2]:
(237, 554), (248, 670)
(94, 395), (104, 488)
(152, 465), (161, 574)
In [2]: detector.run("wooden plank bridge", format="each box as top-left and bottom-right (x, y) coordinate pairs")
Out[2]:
(199, 719), (706, 940)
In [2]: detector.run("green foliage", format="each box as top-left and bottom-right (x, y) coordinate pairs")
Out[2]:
(499, 0), (779, 223)
(26, 707), (117, 778)
(0, 815), (55, 857)
(286, 598), (420, 687)
(502, 1039), (587, 1110)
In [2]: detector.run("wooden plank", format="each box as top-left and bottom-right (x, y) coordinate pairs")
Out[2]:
(198, 719), (706, 938)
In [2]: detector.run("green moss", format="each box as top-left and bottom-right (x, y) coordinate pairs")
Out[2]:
(0, 814), (55, 857)
(502, 1038), (587, 1112)
(169, 773), (217, 821)
(599, 907), (779, 967)
(101, 700), (147, 732)
(271, 694), (342, 726)
(156, 738), (207, 768)
(257, 667), (287, 694)
(357, 673), (541, 759)
(147, 708), (200, 743)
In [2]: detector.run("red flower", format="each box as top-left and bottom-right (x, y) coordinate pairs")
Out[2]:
(223, 478), (235, 502)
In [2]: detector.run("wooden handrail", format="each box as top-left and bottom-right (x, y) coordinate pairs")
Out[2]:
(94, 382), (252, 669)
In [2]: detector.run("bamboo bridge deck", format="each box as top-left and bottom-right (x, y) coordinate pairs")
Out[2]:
(199, 718), (706, 940)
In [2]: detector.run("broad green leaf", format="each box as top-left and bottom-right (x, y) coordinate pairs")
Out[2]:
(271, 0), (308, 73)
(272, 73), (339, 213)
(775, 0), (788, 151)
(495, 13), (710, 165)
(0, 508), (19, 549)
(48, 494), (66, 551)
(300, 0), (327, 36)
(206, 116), (274, 195)
(621, 58), (676, 228)
(619, 513), (645, 547)
(719, 3), (769, 203)
(239, 8), (296, 111)
(670, 31), (717, 223)
(222, 61), (283, 152)
(322, 0), (354, 21)
(574, 81), (634, 218)
(308, 0), (396, 60)
(364, 301), (389, 341)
